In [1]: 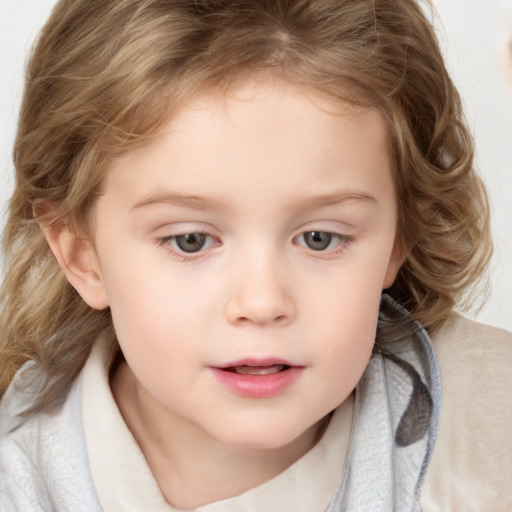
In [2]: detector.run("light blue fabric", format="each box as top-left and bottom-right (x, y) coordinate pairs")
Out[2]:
(328, 295), (441, 511)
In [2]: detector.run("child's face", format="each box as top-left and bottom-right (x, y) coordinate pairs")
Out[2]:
(88, 81), (400, 451)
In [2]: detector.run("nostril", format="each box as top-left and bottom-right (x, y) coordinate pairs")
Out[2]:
(224, 286), (295, 326)
(235, 314), (287, 324)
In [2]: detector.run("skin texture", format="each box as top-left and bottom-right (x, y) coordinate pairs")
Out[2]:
(45, 81), (401, 507)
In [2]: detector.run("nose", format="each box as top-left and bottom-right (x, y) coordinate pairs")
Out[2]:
(224, 251), (295, 327)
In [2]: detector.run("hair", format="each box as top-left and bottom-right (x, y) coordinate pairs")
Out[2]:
(0, 0), (491, 413)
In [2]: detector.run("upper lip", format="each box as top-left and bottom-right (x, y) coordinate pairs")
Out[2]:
(212, 358), (300, 369)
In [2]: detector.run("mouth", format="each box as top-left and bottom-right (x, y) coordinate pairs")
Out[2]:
(221, 364), (291, 375)
(210, 359), (302, 398)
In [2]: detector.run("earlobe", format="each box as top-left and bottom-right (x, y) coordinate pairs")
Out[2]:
(41, 219), (109, 310)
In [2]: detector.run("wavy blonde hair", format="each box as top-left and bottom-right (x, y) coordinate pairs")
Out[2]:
(0, 0), (491, 411)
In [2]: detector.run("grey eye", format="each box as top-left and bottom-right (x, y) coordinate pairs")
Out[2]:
(302, 231), (333, 251)
(174, 233), (207, 253)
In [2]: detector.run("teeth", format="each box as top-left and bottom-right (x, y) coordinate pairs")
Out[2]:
(231, 364), (286, 375)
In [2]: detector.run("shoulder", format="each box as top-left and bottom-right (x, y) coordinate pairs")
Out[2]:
(0, 367), (46, 510)
(430, 314), (512, 393)
(431, 311), (512, 355)
(429, 315), (511, 417)
(0, 366), (100, 511)
(421, 315), (512, 511)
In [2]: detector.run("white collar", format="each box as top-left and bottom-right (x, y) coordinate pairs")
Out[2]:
(82, 340), (353, 511)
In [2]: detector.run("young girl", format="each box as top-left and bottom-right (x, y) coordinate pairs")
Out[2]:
(1, 0), (510, 510)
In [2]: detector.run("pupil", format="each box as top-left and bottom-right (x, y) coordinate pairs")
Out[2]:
(176, 233), (206, 253)
(304, 231), (332, 251)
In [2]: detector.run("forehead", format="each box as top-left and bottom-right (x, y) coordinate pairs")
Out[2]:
(100, 80), (393, 211)
(175, 77), (382, 132)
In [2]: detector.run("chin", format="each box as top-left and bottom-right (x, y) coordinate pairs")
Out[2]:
(215, 418), (319, 452)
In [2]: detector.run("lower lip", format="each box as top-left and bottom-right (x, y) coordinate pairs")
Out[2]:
(209, 367), (303, 398)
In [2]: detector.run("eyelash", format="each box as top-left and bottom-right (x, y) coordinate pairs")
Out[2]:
(294, 231), (353, 255)
(157, 230), (354, 261)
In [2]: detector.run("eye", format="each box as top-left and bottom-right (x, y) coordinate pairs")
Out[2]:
(165, 233), (216, 253)
(296, 231), (351, 251)
(302, 231), (333, 251)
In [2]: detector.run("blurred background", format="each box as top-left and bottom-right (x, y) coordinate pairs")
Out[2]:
(1, 0), (511, 331)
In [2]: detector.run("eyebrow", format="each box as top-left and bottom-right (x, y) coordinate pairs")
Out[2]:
(288, 190), (377, 212)
(131, 189), (377, 212)
(131, 192), (225, 211)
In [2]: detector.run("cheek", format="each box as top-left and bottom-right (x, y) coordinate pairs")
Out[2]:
(304, 275), (381, 371)
(323, 292), (380, 357)
(305, 307), (377, 415)
(305, 254), (386, 367)
(106, 281), (203, 396)
(101, 251), (221, 363)
(97, 251), (173, 344)
(302, 253), (386, 323)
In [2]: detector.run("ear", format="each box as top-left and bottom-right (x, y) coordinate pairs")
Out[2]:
(41, 218), (109, 310)
(382, 239), (405, 289)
